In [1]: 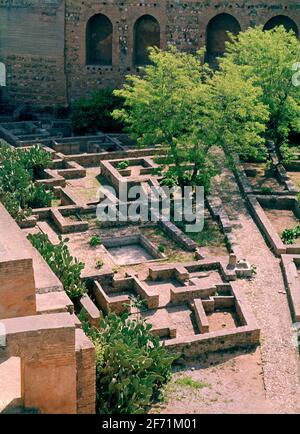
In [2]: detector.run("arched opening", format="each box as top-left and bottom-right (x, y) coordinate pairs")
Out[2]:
(134, 15), (160, 66)
(264, 15), (298, 37)
(86, 14), (113, 66)
(206, 13), (241, 64)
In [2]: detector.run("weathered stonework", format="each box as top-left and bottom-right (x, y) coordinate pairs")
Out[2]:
(0, 1), (299, 106)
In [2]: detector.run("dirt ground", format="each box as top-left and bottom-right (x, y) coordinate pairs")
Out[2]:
(244, 163), (286, 192)
(66, 167), (102, 203)
(156, 348), (281, 414)
(264, 208), (299, 235)
(156, 152), (300, 414)
(287, 171), (300, 189)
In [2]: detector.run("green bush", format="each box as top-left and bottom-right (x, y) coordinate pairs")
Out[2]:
(260, 186), (273, 195)
(71, 88), (124, 134)
(89, 234), (102, 247)
(160, 172), (178, 188)
(158, 244), (165, 253)
(26, 183), (54, 209)
(0, 145), (53, 220)
(281, 226), (300, 244)
(84, 312), (175, 414)
(19, 145), (52, 180)
(28, 233), (87, 301)
(96, 258), (104, 269)
(117, 160), (129, 170)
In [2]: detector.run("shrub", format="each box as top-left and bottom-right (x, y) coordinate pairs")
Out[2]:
(1, 192), (31, 221)
(260, 186), (272, 195)
(0, 144), (53, 220)
(117, 160), (129, 170)
(71, 88), (124, 134)
(19, 145), (52, 180)
(96, 258), (104, 269)
(28, 233), (87, 301)
(89, 234), (102, 247)
(281, 225), (300, 244)
(26, 183), (53, 209)
(158, 243), (165, 253)
(83, 312), (175, 414)
(160, 172), (178, 188)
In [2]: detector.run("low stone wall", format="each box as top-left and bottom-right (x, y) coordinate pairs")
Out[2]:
(102, 233), (166, 264)
(159, 219), (197, 252)
(166, 281), (259, 357)
(193, 299), (209, 334)
(64, 148), (162, 167)
(235, 160), (297, 197)
(51, 208), (88, 234)
(37, 168), (66, 189)
(79, 295), (102, 328)
(165, 325), (260, 358)
(56, 161), (86, 180)
(281, 254), (300, 322)
(148, 264), (189, 282)
(132, 277), (160, 309)
(92, 280), (130, 315)
(247, 195), (300, 256)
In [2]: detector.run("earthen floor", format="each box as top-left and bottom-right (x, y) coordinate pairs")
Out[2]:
(160, 152), (300, 414)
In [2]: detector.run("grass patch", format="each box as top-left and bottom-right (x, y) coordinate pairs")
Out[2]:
(174, 376), (210, 390)
(177, 219), (226, 247)
(139, 226), (195, 263)
(51, 198), (61, 207)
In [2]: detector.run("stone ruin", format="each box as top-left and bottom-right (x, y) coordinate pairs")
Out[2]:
(0, 203), (95, 414)
(0, 122), (261, 413)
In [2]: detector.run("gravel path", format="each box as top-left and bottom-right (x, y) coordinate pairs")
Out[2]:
(212, 165), (300, 412)
(161, 160), (300, 414)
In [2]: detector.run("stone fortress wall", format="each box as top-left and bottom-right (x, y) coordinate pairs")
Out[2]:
(0, 1), (299, 106)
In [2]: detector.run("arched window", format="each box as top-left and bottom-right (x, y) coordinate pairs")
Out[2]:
(86, 14), (113, 66)
(264, 15), (298, 37)
(134, 15), (160, 66)
(206, 13), (241, 64)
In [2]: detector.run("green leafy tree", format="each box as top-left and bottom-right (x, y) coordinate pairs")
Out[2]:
(198, 63), (269, 165)
(219, 26), (300, 160)
(113, 47), (216, 192)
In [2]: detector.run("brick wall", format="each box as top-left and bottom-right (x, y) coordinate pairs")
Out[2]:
(1, 1), (299, 106)
(0, 0), (67, 105)
(75, 329), (96, 414)
(2, 313), (78, 413)
(0, 258), (36, 319)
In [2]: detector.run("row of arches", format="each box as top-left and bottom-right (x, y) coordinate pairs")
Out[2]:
(86, 14), (160, 66)
(206, 14), (298, 62)
(86, 13), (299, 67)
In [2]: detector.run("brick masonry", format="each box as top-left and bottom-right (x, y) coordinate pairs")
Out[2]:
(0, 1), (299, 106)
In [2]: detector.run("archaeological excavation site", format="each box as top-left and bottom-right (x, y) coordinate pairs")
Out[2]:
(0, 0), (300, 419)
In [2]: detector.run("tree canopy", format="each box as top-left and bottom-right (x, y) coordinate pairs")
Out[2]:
(113, 44), (270, 189)
(219, 25), (300, 159)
